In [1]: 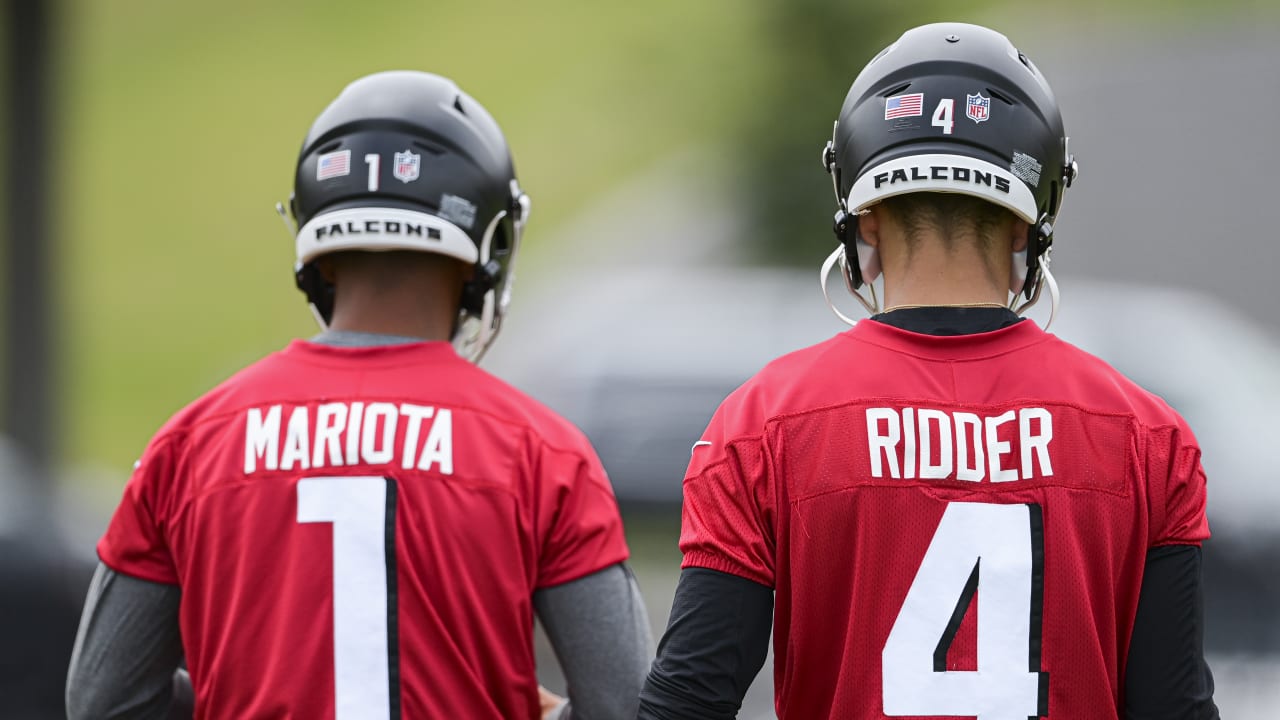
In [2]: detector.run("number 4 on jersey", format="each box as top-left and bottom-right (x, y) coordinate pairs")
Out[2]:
(882, 502), (1048, 719)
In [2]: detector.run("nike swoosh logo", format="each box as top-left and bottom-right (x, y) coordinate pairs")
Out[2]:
(691, 441), (712, 456)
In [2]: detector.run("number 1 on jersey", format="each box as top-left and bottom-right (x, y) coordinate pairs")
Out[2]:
(298, 476), (400, 720)
(882, 502), (1048, 719)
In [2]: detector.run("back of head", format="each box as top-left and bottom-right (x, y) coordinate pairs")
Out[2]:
(876, 191), (1015, 254)
(820, 23), (1078, 320)
(286, 70), (531, 361)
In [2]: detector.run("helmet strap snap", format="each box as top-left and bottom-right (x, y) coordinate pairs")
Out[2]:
(460, 259), (501, 315)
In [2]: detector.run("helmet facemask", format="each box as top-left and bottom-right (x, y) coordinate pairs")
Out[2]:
(453, 182), (530, 363)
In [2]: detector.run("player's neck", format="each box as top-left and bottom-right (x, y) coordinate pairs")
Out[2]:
(326, 289), (456, 341)
(325, 315), (452, 341)
(322, 256), (464, 341)
(882, 281), (1007, 311)
(882, 255), (1008, 310)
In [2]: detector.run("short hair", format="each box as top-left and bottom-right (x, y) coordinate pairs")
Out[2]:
(877, 193), (1014, 252)
(326, 249), (461, 273)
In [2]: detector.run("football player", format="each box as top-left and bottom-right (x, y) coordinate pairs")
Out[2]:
(637, 23), (1218, 719)
(66, 71), (653, 719)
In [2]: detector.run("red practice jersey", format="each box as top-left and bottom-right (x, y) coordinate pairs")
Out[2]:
(680, 319), (1210, 719)
(99, 340), (629, 719)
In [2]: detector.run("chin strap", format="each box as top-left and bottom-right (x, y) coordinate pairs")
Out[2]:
(820, 245), (879, 325)
(1012, 138), (1074, 330)
(1010, 246), (1059, 329)
(822, 241), (1060, 329)
(275, 202), (297, 235)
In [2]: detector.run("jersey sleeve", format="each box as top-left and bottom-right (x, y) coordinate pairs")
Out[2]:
(679, 393), (776, 588)
(97, 434), (181, 585)
(534, 439), (629, 588)
(1147, 418), (1211, 548)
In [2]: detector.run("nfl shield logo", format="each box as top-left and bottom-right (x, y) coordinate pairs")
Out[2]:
(966, 93), (990, 124)
(393, 150), (420, 183)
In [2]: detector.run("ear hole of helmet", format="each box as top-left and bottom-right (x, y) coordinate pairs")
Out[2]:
(831, 206), (865, 289)
(460, 260), (501, 313)
(295, 262), (336, 325)
(1023, 224), (1041, 300)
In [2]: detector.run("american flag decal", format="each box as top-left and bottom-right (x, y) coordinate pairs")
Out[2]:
(316, 150), (351, 181)
(884, 93), (925, 120)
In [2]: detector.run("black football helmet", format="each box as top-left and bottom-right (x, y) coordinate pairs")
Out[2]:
(819, 23), (1077, 323)
(283, 70), (530, 362)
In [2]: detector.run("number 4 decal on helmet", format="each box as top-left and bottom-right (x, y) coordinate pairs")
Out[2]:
(882, 502), (1049, 719)
(931, 98), (955, 135)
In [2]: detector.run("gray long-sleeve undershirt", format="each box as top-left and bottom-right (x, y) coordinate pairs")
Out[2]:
(65, 564), (192, 720)
(67, 330), (654, 719)
(536, 564), (655, 719)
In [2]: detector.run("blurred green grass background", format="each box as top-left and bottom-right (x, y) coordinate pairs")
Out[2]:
(54, 0), (1275, 476)
(61, 0), (767, 472)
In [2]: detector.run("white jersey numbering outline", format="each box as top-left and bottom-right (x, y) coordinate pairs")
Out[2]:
(297, 475), (400, 720)
(882, 502), (1048, 719)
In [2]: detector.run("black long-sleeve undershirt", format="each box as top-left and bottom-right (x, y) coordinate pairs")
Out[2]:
(1125, 545), (1218, 719)
(638, 569), (773, 720)
(637, 307), (1219, 719)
